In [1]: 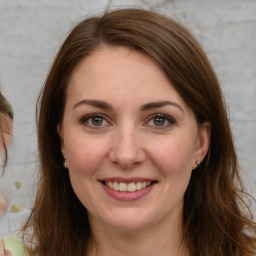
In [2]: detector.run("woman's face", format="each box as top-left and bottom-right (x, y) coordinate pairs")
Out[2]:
(58, 46), (210, 232)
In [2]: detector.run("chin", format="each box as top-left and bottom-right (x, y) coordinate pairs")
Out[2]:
(98, 210), (157, 232)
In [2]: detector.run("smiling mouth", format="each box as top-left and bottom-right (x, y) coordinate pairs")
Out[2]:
(103, 181), (155, 192)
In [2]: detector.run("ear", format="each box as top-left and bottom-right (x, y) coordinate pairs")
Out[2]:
(192, 122), (211, 169)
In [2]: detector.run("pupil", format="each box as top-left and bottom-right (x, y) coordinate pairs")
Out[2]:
(154, 117), (165, 126)
(92, 117), (103, 126)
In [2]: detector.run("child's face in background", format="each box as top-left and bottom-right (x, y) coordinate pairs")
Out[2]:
(0, 112), (12, 217)
(0, 113), (12, 155)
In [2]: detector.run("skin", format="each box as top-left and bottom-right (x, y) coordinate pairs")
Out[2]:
(0, 113), (12, 217)
(58, 46), (210, 256)
(0, 190), (9, 218)
(0, 239), (11, 256)
(0, 114), (13, 256)
(0, 113), (12, 156)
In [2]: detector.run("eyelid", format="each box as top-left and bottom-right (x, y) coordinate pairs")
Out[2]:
(144, 113), (176, 128)
(79, 113), (111, 127)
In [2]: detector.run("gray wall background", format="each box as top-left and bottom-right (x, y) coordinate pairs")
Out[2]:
(0, 0), (255, 235)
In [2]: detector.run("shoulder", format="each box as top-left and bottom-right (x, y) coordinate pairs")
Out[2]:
(3, 236), (28, 256)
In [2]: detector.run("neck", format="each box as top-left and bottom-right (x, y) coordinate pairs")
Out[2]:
(88, 215), (188, 256)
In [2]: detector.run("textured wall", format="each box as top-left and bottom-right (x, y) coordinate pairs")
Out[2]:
(0, 0), (255, 236)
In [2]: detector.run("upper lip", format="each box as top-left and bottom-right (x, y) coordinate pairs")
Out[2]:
(99, 177), (157, 183)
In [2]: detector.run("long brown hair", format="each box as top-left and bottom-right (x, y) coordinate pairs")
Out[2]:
(23, 8), (256, 256)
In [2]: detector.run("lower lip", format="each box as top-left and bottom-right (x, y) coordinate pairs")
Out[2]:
(101, 182), (156, 202)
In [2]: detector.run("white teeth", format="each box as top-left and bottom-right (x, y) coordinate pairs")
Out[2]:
(136, 182), (142, 190)
(105, 181), (152, 192)
(113, 181), (119, 191)
(119, 182), (127, 192)
(127, 182), (136, 192)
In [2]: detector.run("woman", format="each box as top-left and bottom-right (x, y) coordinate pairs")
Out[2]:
(20, 8), (256, 256)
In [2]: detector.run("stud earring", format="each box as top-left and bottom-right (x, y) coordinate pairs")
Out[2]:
(196, 160), (201, 166)
(63, 159), (67, 168)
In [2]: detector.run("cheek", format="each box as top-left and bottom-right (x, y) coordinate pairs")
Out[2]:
(65, 137), (107, 206)
(149, 137), (196, 176)
(65, 135), (109, 174)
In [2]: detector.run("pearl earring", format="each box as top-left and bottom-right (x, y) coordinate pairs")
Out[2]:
(63, 159), (67, 168)
(196, 160), (201, 166)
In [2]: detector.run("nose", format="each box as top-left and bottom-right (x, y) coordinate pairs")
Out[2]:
(109, 126), (146, 169)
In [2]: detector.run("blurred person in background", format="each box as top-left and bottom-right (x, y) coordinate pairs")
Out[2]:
(0, 91), (13, 217)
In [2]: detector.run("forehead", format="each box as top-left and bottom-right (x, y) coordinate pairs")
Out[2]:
(66, 46), (189, 111)
(69, 46), (164, 88)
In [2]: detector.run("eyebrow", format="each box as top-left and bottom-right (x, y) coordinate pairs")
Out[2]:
(73, 99), (184, 113)
(73, 99), (113, 110)
(141, 101), (184, 113)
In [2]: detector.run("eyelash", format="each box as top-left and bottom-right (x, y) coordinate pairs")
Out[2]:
(79, 113), (175, 129)
(79, 113), (110, 127)
(145, 113), (176, 129)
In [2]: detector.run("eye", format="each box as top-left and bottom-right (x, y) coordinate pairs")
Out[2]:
(80, 114), (110, 127)
(146, 114), (175, 128)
